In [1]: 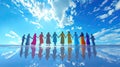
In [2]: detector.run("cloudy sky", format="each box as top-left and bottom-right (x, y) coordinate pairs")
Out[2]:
(0, 0), (120, 45)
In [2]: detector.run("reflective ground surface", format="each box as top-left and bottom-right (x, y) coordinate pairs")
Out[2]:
(0, 45), (120, 67)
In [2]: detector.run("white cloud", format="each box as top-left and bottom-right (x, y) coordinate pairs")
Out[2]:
(71, 27), (74, 30)
(58, 64), (65, 67)
(94, 28), (120, 44)
(109, 16), (118, 24)
(97, 14), (108, 19)
(115, 0), (120, 10)
(31, 21), (43, 29)
(97, 0), (120, 22)
(5, 31), (21, 45)
(12, 0), (76, 28)
(76, 26), (82, 30)
(3, 3), (10, 8)
(100, 0), (108, 7)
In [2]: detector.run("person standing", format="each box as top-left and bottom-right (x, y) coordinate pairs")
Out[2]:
(46, 32), (51, 46)
(80, 32), (86, 46)
(52, 32), (57, 46)
(59, 31), (65, 46)
(91, 34), (95, 46)
(86, 33), (90, 46)
(39, 32), (44, 46)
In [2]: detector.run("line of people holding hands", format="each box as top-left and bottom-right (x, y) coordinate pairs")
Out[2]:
(21, 31), (96, 46)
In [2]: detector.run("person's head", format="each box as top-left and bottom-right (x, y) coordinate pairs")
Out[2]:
(62, 31), (63, 34)
(23, 34), (25, 36)
(75, 32), (77, 34)
(41, 32), (43, 34)
(68, 31), (70, 33)
(54, 32), (56, 34)
(81, 32), (84, 36)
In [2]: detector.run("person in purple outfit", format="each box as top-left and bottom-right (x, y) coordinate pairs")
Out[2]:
(86, 33), (90, 46)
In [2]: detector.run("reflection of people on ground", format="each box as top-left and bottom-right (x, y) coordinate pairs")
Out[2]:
(24, 45), (29, 58)
(45, 46), (50, 60)
(81, 45), (86, 59)
(20, 34), (25, 57)
(31, 33), (37, 59)
(93, 46), (97, 57)
(52, 47), (57, 60)
(46, 32), (51, 46)
(66, 31), (72, 61)
(60, 47), (65, 61)
(80, 32), (86, 59)
(39, 32), (44, 46)
(24, 34), (31, 58)
(87, 45), (91, 59)
(73, 32), (80, 60)
(59, 31), (65, 46)
(38, 46), (43, 59)
(91, 34), (95, 46)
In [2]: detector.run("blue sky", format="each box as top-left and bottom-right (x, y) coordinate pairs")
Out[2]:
(0, 0), (120, 45)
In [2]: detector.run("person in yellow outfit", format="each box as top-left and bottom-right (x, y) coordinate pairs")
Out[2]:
(80, 32), (86, 46)
(66, 31), (72, 60)
(59, 31), (65, 46)
(67, 31), (72, 45)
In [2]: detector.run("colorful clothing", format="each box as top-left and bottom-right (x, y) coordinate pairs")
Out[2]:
(39, 34), (44, 45)
(67, 33), (72, 45)
(74, 33), (79, 45)
(46, 33), (51, 44)
(25, 34), (30, 45)
(60, 33), (65, 45)
(31, 34), (37, 45)
(53, 33), (57, 45)
(86, 34), (90, 45)
(80, 36), (86, 46)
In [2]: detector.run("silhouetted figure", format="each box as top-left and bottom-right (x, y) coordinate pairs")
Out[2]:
(20, 34), (25, 57)
(59, 31), (65, 46)
(38, 46), (43, 59)
(24, 45), (29, 58)
(39, 32), (44, 46)
(87, 45), (91, 59)
(52, 32), (57, 46)
(45, 46), (50, 60)
(91, 34), (95, 46)
(21, 34), (25, 46)
(80, 32), (86, 46)
(86, 33), (90, 46)
(73, 32), (79, 46)
(46, 32), (51, 46)
(25, 34), (31, 45)
(52, 47), (57, 60)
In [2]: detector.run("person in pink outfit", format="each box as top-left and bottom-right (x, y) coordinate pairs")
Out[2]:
(31, 33), (37, 46)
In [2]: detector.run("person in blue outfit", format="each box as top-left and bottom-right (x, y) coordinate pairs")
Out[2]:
(91, 34), (95, 46)
(21, 34), (25, 46)
(73, 32), (79, 46)
(25, 34), (31, 45)
(52, 32), (57, 46)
